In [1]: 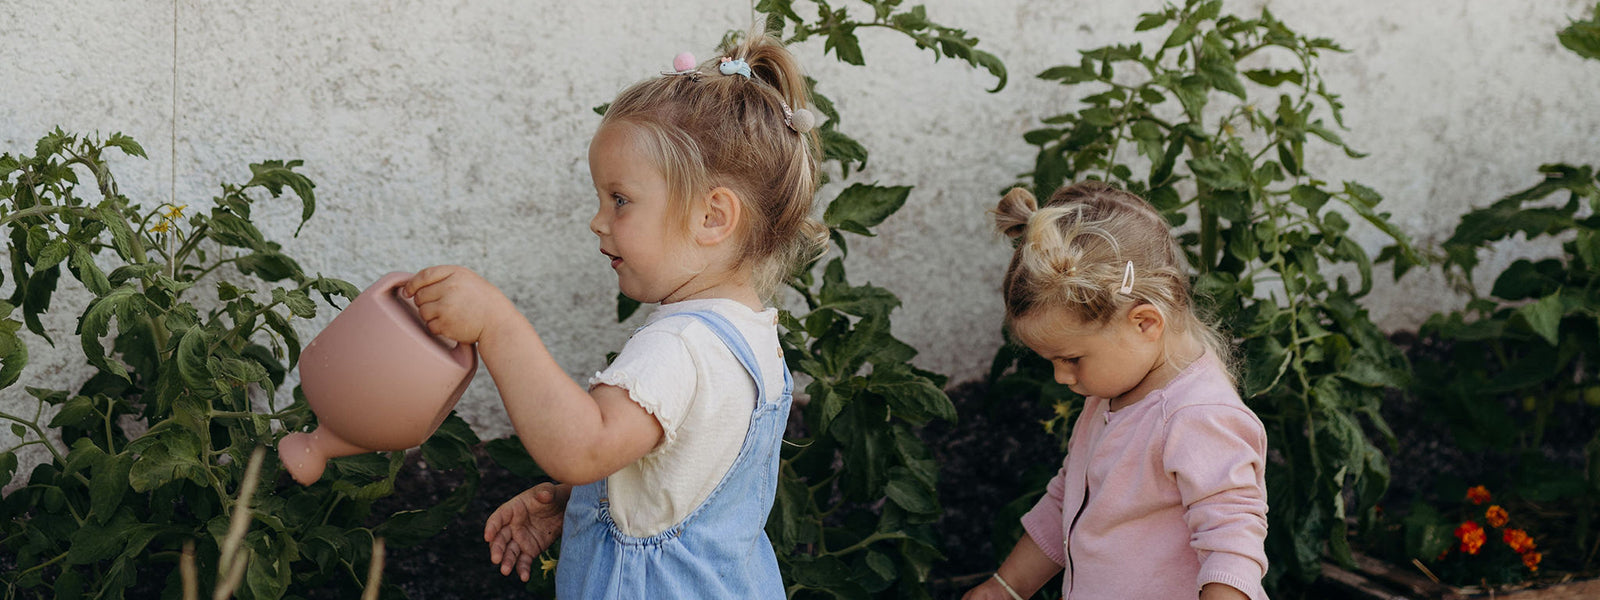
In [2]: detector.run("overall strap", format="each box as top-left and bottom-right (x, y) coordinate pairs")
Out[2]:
(662, 310), (771, 401)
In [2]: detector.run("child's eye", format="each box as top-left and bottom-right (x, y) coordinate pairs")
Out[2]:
(612, 194), (629, 208)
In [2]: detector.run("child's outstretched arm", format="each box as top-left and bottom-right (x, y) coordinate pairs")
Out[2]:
(403, 265), (663, 484)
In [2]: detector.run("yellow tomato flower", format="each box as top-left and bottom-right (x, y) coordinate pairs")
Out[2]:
(540, 554), (558, 579)
(150, 221), (170, 233)
(164, 204), (187, 219)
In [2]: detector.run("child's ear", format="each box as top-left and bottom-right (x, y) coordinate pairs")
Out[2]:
(693, 186), (743, 246)
(1127, 303), (1165, 341)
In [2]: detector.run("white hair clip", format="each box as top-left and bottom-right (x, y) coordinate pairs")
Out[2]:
(1118, 260), (1135, 295)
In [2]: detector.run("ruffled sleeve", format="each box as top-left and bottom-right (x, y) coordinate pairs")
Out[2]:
(588, 328), (698, 449)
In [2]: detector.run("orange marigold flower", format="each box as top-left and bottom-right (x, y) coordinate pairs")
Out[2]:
(1466, 485), (1492, 505)
(1503, 528), (1537, 554)
(1485, 505), (1509, 528)
(1522, 550), (1542, 572)
(1454, 522), (1486, 555)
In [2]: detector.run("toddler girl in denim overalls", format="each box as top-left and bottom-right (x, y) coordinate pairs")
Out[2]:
(403, 31), (825, 598)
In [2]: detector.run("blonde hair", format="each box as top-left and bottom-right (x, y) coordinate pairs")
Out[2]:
(600, 31), (828, 298)
(993, 181), (1235, 380)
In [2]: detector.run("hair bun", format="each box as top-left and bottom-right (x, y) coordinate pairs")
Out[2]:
(993, 187), (1038, 239)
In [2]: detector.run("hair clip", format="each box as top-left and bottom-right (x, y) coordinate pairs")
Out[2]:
(662, 51), (700, 77)
(1118, 260), (1135, 295)
(719, 56), (752, 79)
(779, 100), (816, 133)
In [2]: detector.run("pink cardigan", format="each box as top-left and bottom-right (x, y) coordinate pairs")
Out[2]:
(1020, 353), (1269, 599)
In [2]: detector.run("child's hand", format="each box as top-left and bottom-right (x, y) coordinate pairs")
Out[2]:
(402, 265), (519, 346)
(483, 482), (571, 582)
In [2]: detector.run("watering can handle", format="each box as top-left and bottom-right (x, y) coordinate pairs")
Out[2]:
(371, 271), (476, 368)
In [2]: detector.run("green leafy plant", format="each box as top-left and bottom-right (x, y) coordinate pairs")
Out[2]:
(1420, 162), (1599, 456)
(0, 130), (480, 599)
(987, 0), (1419, 594)
(757, 4), (1007, 598)
(1405, 6), (1600, 577)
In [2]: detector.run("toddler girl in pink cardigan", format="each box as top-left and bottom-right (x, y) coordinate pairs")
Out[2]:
(964, 181), (1269, 600)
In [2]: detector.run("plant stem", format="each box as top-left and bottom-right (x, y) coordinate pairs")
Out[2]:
(171, 222), (209, 268)
(104, 396), (116, 453)
(826, 531), (911, 558)
(188, 256), (242, 287)
(10, 550), (69, 585)
(0, 410), (90, 487)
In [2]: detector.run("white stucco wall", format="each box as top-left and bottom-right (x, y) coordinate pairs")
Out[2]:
(4, 0), (1598, 465)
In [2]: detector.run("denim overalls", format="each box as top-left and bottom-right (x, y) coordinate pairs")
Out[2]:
(556, 310), (791, 599)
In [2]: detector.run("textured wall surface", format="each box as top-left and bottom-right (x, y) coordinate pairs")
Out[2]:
(4, 0), (1598, 460)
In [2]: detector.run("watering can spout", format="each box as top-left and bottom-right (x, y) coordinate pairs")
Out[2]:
(279, 428), (369, 486)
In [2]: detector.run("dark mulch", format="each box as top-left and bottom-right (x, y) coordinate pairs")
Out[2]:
(920, 379), (1065, 597)
(366, 447), (555, 599)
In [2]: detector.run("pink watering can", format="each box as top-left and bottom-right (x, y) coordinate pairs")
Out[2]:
(279, 271), (477, 485)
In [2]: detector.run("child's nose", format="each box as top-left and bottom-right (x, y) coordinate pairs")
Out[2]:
(1054, 365), (1075, 386)
(589, 211), (605, 236)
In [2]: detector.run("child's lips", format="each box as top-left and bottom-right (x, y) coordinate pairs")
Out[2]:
(601, 249), (620, 268)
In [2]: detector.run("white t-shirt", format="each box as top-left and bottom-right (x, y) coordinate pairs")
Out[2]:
(588, 298), (786, 537)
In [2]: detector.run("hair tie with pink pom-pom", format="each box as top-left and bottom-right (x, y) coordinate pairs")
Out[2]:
(673, 52), (696, 72)
(663, 51), (701, 78)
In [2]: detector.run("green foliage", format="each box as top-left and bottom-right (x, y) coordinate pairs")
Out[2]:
(1417, 162), (1600, 555)
(757, 4), (1007, 597)
(989, 1), (1417, 594)
(0, 130), (479, 599)
(1559, 3), (1600, 61)
(756, 0), (1007, 92)
(1409, 7), (1600, 569)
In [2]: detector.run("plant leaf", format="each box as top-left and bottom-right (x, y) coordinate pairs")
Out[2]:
(1559, 7), (1600, 61)
(105, 132), (147, 158)
(245, 159), (317, 234)
(271, 287), (317, 319)
(823, 184), (911, 233)
(1515, 293), (1564, 346)
(176, 325), (217, 398)
(78, 285), (144, 381)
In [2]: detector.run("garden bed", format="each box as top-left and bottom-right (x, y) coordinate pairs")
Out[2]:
(1321, 552), (1600, 600)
